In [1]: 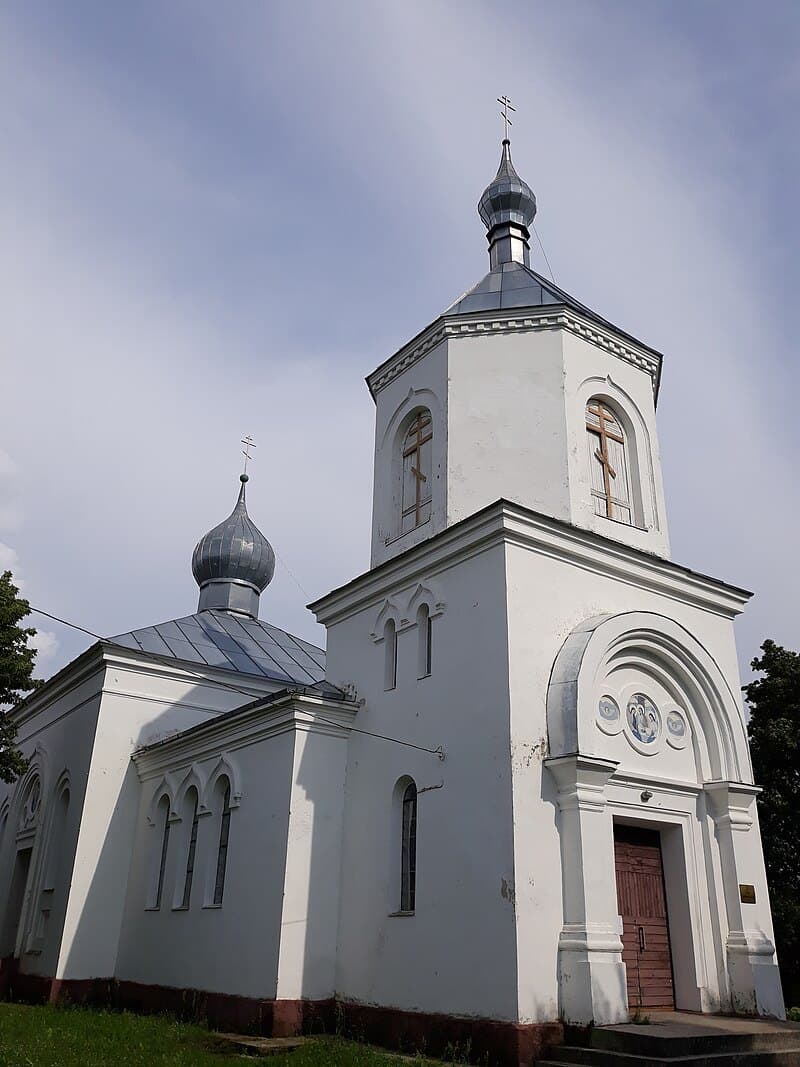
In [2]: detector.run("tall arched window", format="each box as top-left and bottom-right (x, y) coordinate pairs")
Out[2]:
(401, 781), (417, 913)
(213, 780), (232, 907)
(153, 795), (171, 910)
(401, 411), (433, 534)
(384, 618), (398, 690)
(179, 789), (200, 910)
(586, 399), (633, 524)
(417, 603), (432, 679)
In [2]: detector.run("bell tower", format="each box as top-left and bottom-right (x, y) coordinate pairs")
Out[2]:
(367, 136), (670, 567)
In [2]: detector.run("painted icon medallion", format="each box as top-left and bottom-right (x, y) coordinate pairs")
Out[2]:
(626, 693), (660, 745)
(596, 695), (623, 734)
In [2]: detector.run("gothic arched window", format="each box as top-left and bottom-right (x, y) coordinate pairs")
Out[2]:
(153, 795), (171, 910)
(179, 788), (200, 910)
(400, 781), (417, 913)
(213, 780), (232, 907)
(384, 618), (398, 691)
(586, 399), (633, 525)
(401, 411), (433, 534)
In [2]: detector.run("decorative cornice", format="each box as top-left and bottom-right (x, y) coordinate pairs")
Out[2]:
(367, 307), (663, 399)
(132, 692), (357, 780)
(310, 499), (752, 628)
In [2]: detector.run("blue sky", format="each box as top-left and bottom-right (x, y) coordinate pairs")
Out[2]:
(1, 1), (798, 681)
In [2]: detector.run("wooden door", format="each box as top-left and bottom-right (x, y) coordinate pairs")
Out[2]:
(614, 825), (675, 1010)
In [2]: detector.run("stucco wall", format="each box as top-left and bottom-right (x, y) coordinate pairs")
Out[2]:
(327, 539), (521, 1021)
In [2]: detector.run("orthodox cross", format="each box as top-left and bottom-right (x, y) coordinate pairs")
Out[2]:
(586, 401), (623, 518)
(497, 95), (516, 139)
(402, 412), (433, 526)
(241, 434), (256, 476)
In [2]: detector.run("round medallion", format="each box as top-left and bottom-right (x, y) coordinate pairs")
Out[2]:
(596, 695), (622, 734)
(665, 708), (689, 749)
(626, 693), (661, 745)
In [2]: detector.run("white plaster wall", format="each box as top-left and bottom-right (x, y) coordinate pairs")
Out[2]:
(276, 724), (351, 1001)
(370, 340), (448, 567)
(327, 541), (522, 1021)
(56, 655), (285, 981)
(0, 662), (103, 977)
(504, 539), (751, 1021)
(446, 328), (570, 528)
(116, 734), (295, 998)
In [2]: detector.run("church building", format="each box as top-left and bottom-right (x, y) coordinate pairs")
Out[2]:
(0, 135), (786, 1064)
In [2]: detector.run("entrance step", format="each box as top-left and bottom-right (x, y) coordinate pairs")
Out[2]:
(541, 1014), (800, 1067)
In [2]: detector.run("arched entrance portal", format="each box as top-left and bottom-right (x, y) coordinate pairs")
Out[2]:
(545, 612), (783, 1025)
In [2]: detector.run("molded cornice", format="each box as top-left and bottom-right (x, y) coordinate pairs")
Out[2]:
(132, 692), (357, 780)
(367, 308), (663, 400)
(310, 500), (751, 627)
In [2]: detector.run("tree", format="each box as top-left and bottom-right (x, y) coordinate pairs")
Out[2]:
(0, 570), (41, 783)
(744, 639), (800, 1007)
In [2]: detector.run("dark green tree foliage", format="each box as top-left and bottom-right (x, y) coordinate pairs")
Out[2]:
(0, 570), (40, 783)
(744, 640), (800, 1006)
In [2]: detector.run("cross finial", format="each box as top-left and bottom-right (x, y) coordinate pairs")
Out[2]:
(241, 434), (256, 476)
(497, 95), (516, 140)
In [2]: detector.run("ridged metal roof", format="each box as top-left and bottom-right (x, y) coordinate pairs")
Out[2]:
(112, 609), (326, 686)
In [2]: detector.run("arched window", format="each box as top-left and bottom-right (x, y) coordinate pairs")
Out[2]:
(401, 411), (433, 534)
(179, 788), (200, 910)
(586, 399), (633, 524)
(401, 782), (417, 913)
(34, 785), (70, 950)
(213, 780), (232, 907)
(150, 794), (171, 910)
(384, 618), (397, 691)
(417, 603), (432, 679)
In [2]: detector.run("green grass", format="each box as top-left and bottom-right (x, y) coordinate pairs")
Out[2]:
(0, 1003), (441, 1067)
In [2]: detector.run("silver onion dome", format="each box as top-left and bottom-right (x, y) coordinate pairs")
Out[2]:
(477, 139), (537, 268)
(191, 474), (275, 619)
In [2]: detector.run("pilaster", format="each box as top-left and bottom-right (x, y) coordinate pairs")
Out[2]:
(546, 755), (627, 1025)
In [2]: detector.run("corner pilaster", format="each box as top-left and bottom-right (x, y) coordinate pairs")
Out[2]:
(546, 754), (627, 1025)
(704, 782), (784, 1018)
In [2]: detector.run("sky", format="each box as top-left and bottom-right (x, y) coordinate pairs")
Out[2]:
(1, 1), (798, 684)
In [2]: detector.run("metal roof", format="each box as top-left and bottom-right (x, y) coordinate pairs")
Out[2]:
(443, 260), (662, 359)
(111, 609), (326, 686)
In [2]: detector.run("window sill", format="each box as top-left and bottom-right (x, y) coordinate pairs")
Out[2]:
(202, 903), (223, 910)
(171, 905), (190, 912)
(144, 906), (160, 913)
(417, 672), (431, 681)
(388, 910), (415, 918)
(385, 518), (431, 548)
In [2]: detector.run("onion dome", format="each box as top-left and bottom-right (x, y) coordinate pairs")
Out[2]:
(191, 474), (275, 619)
(477, 139), (537, 268)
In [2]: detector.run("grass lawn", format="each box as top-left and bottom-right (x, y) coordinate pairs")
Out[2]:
(0, 1003), (443, 1067)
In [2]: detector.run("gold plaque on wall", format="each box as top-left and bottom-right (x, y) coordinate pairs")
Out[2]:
(739, 884), (756, 904)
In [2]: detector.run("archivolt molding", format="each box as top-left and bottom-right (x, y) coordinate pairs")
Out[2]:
(203, 753), (243, 810)
(175, 763), (209, 816)
(379, 385), (443, 451)
(369, 597), (403, 642)
(546, 612), (751, 784)
(402, 582), (446, 628)
(146, 773), (178, 826)
(368, 311), (661, 398)
(12, 743), (49, 837)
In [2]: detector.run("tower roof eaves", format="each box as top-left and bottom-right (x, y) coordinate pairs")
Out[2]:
(367, 263), (664, 402)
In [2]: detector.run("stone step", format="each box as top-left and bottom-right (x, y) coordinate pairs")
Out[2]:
(564, 1025), (800, 1058)
(206, 1032), (306, 1057)
(542, 1045), (800, 1067)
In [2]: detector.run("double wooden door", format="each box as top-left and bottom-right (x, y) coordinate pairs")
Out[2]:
(613, 825), (675, 1010)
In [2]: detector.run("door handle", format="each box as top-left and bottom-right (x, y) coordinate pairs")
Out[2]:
(638, 925), (646, 952)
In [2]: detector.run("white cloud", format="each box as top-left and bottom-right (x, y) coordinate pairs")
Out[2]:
(29, 629), (59, 668)
(0, 542), (20, 576)
(0, 1), (797, 683)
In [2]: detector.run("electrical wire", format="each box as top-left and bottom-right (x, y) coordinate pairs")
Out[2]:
(532, 222), (556, 284)
(28, 606), (445, 760)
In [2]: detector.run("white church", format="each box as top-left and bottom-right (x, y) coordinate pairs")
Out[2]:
(0, 135), (786, 1064)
